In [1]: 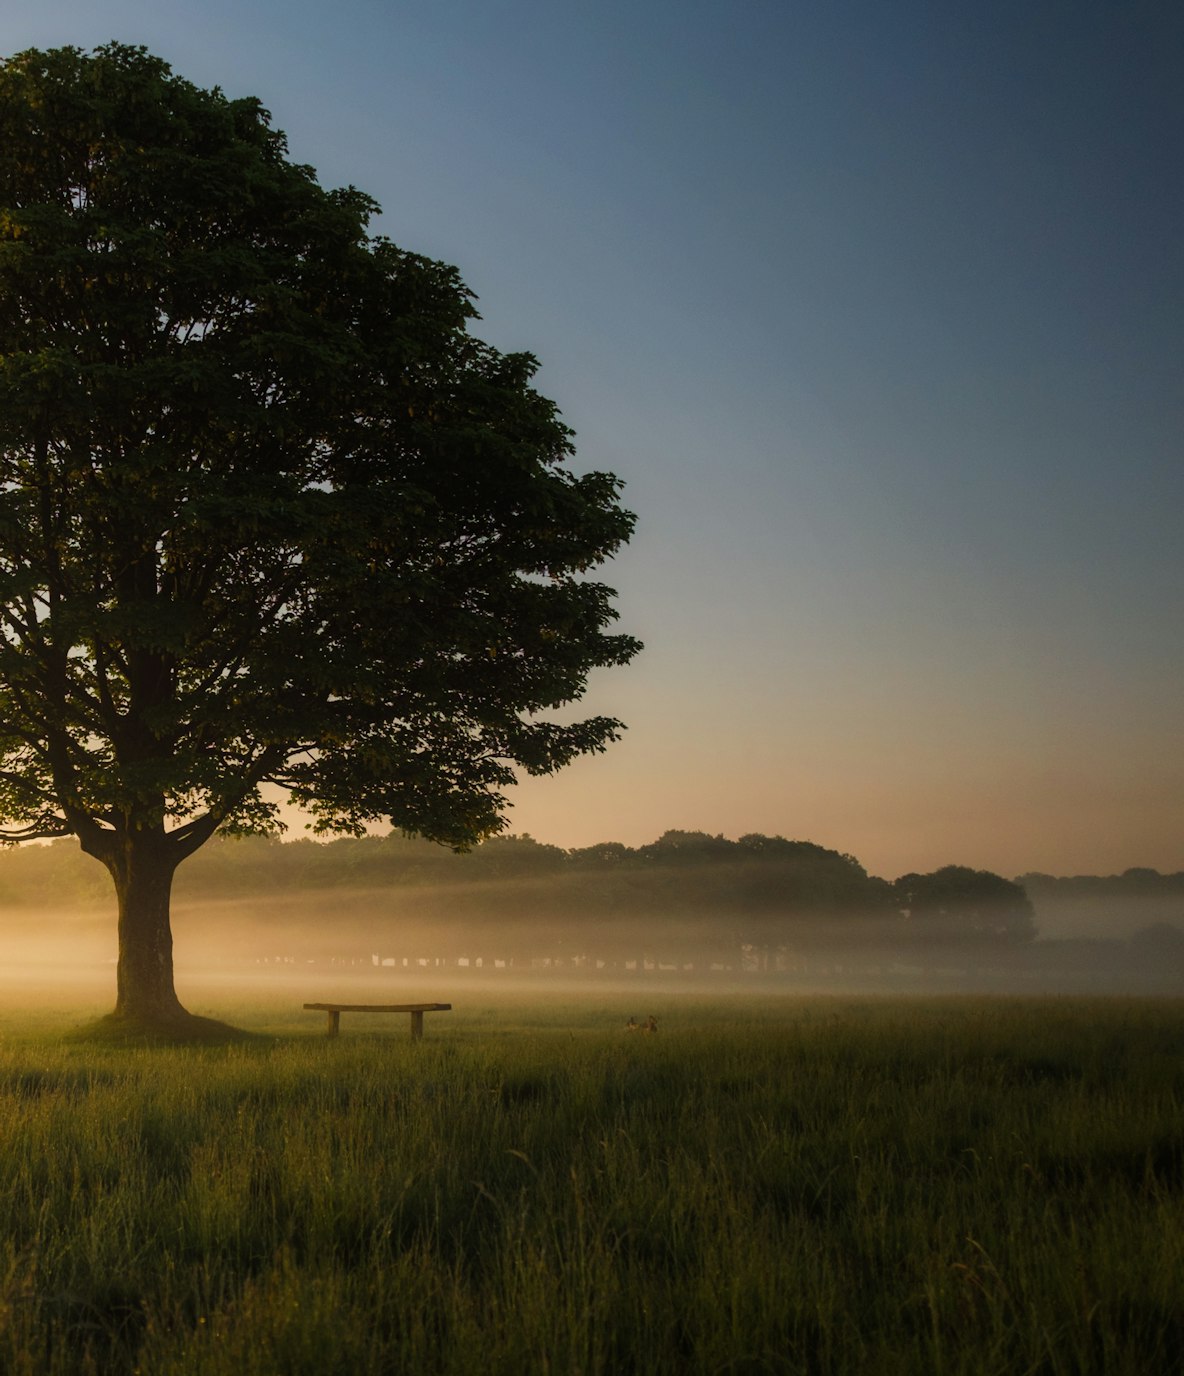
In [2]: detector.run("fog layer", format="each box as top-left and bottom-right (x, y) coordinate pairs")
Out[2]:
(0, 832), (1180, 1002)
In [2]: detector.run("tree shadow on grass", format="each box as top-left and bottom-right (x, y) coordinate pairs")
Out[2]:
(66, 1010), (267, 1047)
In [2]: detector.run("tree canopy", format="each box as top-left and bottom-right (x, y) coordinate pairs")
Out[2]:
(0, 43), (639, 1029)
(893, 866), (1035, 943)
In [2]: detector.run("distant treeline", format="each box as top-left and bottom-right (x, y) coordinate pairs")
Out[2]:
(2, 828), (1181, 956)
(0, 828), (1058, 948)
(1015, 869), (1184, 940)
(1018, 869), (1184, 900)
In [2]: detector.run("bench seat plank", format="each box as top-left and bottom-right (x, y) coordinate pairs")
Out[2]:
(303, 1002), (452, 1039)
(304, 1003), (451, 1013)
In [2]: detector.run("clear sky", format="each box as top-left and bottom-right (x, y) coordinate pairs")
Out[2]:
(6, 1), (1181, 879)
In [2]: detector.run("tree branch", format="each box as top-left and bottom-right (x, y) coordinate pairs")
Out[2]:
(0, 821), (73, 842)
(166, 741), (290, 860)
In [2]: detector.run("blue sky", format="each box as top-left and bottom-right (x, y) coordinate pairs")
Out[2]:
(5, 1), (1181, 876)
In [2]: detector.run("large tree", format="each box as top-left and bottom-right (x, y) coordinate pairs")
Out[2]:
(0, 44), (639, 1033)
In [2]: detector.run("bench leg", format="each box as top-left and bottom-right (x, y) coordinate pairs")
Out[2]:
(410, 1010), (424, 1041)
(327, 1010), (340, 1037)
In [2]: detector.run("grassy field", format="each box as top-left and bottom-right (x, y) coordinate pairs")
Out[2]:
(0, 990), (1180, 1374)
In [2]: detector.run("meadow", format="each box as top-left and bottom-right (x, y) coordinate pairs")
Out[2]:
(0, 990), (1180, 1374)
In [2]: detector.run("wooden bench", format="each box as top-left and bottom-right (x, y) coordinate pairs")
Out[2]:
(304, 1002), (452, 1040)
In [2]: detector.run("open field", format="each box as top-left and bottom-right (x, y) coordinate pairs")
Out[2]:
(0, 991), (1181, 1374)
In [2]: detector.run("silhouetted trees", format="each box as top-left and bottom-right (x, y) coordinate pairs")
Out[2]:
(894, 866), (1036, 944)
(0, 828), (1052, 958)
(12, 820), (1182, 971)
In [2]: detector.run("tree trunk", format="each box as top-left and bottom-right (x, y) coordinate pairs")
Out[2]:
(105, 837), (187, 1024)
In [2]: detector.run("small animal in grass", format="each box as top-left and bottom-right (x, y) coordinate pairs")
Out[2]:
(626, 1015), (658, 1034)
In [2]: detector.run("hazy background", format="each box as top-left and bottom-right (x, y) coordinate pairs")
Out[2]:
(2, 836), (1181, 1005)
(3, 1), (1181, 879)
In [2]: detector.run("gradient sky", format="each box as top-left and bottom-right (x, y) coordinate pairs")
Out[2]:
(5, 1), (1181, 879)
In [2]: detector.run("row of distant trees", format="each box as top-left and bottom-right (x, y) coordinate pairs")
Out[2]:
(5, 827), (1182, 962)
(1017, 869), (1184, 900)
(0, 828), (1050, 948)
(1015, 869), (1184, 942)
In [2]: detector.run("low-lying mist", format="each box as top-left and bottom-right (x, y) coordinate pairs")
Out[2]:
(0, 831), (1180, 1012)
(1, 882), (1181, 1010)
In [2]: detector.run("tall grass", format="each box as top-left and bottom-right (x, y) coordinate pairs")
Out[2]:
(0, 995), (1180, 1373)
